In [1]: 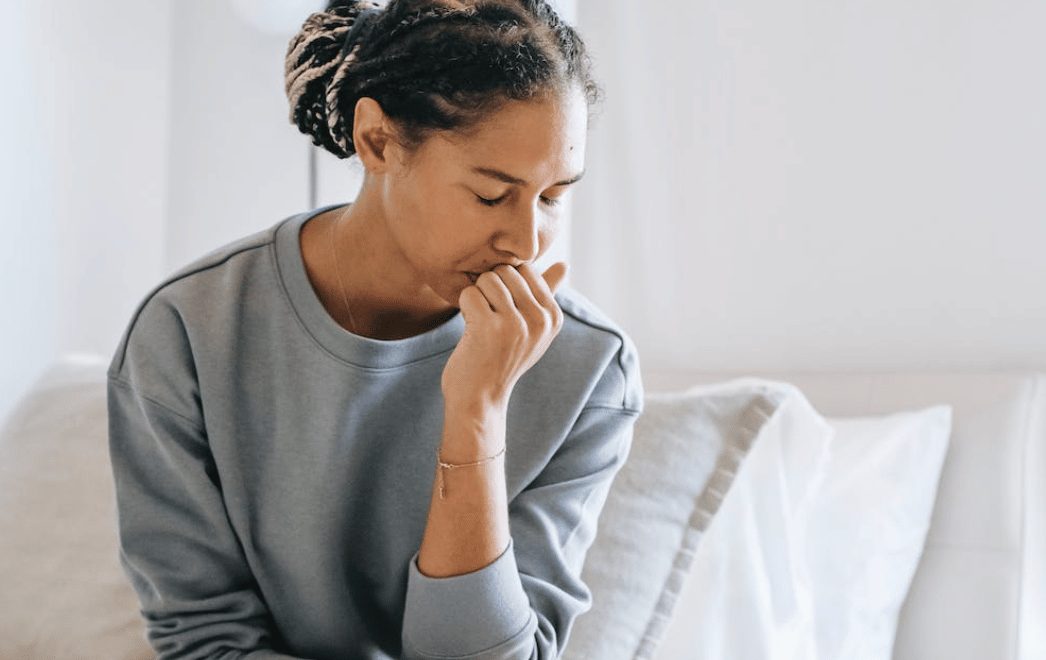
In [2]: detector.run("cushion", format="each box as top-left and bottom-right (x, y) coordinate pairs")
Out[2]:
(646, 380), (834, 660)
(564, 377), (816, 659)
(0, 355), (153, 659)
(806, 406), (952, 659)
(651, 396), (951, 660)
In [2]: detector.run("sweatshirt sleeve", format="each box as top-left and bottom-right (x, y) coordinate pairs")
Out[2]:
(400, 403), (640, 659)
(108, 375), (307, 659)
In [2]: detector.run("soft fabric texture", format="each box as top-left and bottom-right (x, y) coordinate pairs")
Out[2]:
(564, 377), (810, 660)
(806, 406), (952, 660)
(652, 381), (834, 660)
(653, 394), (952, 660)
(0, 356), (154, 660)
(103, 203), (644, 659)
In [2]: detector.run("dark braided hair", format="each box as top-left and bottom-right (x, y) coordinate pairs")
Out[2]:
(284, 0), (603, 160)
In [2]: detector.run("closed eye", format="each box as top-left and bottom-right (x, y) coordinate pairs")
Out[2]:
(475, 194), (561, 208)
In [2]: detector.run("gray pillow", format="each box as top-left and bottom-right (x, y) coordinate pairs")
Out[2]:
(564, 378), (797, 660)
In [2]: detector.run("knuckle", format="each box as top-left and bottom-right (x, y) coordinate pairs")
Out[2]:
(539, 308), (554, 328)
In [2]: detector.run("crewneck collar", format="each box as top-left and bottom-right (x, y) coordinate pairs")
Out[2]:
(273, 202), (465, 370)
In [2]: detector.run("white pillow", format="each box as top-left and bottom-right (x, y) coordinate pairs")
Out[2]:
(564, 377), (804, 659)
(653, 395), (952, 660)
(807, 406), (952, 660)
(652, 381), (833, 660)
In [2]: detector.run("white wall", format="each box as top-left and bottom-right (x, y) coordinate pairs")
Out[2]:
(165, 1), (315, 271)
(572, 0), (1046, 373)
(0, 0), (172, 423)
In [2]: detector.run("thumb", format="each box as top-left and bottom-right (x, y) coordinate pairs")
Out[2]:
(541, 261), (569, 295)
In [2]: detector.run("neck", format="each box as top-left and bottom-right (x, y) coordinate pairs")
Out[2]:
(323, 186), (458, 339)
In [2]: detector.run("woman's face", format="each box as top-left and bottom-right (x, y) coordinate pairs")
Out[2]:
(379, 89), (588, 306)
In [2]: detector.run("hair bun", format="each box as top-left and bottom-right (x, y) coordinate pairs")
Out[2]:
(285, 2), (384, 159)
(325, 0), (359, 10)
(285, 0), (602, 164)
(337, 5), (384, 60)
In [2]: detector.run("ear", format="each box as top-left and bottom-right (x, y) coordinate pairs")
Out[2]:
(352, 97), (400, 173)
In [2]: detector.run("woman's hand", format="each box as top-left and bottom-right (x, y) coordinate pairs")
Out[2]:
(442, 262), (569, 412)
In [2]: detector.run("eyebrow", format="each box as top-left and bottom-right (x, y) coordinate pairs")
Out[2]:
(471, 166), (585, 187)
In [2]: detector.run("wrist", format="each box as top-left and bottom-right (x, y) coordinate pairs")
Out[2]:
(441, 401), (507, 460)
(443, 388), (510, 419)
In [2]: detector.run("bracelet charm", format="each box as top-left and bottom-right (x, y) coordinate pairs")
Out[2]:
(436, 445), (506, 499)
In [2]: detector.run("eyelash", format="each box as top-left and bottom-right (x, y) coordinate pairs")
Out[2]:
(475, 194), (561, 208)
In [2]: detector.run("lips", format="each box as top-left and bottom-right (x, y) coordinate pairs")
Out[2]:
(465, 272), (479, 283)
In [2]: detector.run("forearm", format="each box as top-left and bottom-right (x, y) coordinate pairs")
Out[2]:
(416, 398), (511, 578)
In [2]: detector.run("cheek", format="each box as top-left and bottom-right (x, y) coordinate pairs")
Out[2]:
(407, 210), (472, 272)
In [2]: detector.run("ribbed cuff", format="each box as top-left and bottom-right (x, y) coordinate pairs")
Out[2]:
(402, 537), (535, 657)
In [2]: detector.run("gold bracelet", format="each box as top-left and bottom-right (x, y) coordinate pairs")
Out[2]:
(436, 445), (506, 500)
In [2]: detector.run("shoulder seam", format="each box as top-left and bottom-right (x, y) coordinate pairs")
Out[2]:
(108, 374), (205, 434)
(557, 292), (636, 409)
(110, 230), (279, 375)
(579, 404), (642, 415)
(558, 292), (626, 348)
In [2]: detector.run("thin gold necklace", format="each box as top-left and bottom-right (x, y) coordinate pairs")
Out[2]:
(327, 206), (358, 334)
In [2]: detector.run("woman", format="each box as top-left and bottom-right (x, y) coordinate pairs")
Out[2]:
(107, 1), (644, 658)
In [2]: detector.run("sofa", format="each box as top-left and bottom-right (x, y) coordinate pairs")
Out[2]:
(1, 355), (1043, 659)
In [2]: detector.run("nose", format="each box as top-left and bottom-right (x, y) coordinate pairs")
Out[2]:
(493, 202), (541, 263)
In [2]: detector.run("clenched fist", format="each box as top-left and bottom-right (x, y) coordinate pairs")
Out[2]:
(442, 262), (569, 412)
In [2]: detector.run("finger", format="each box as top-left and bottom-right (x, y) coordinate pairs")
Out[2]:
(492, 265), (545, 320)
(517, 263), (563, 327)
(475, 269), (515, 315)
(515, 263), (556, 309)
(541, 262), (569, 295)
(459, 282), (495, 315)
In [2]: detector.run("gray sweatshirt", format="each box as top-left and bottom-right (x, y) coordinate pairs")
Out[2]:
(106, 202), (644, 660)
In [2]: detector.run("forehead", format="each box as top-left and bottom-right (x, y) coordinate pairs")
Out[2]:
(429, 92), (588, 179)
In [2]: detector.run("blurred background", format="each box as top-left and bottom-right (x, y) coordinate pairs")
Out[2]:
(2, 0), (1044, 423)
